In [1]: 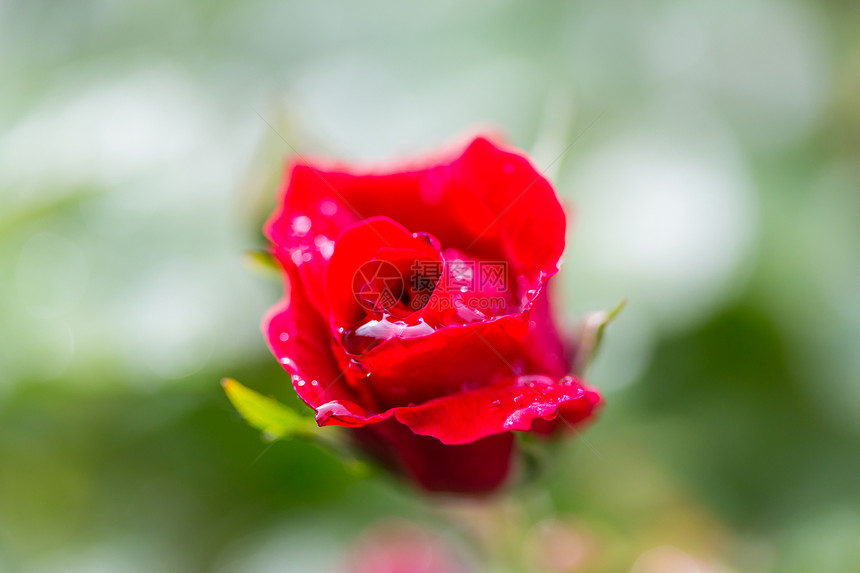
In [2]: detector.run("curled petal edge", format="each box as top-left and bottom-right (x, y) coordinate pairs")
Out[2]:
(312, 375), (602, 446)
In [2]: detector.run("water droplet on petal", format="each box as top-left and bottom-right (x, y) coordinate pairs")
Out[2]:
(342, 315), (434, 354)
(411, 231), (437, 247)
(316, 400), (354, 423)
(314, 234), (335, 259)
(489, 399), (502, 410)
(320, 200), (338, 216)
(291, 215), (312, 236)
(279, 332), (290, 342)
(348, 358), (372, 377)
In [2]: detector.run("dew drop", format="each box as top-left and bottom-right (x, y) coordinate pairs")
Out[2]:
(314, 235), (335, 259)
(411, 232), (437, 247)
(348, 358), (372, 378)
(514, 394), (525, 404)
(489, 399), (502, 410)
(279, 332), (290, 342)
(291, 215), (312, 236)
(320, 200), (338, 216)
(342, 315), (435, 354)
(315, 400), (352, 423)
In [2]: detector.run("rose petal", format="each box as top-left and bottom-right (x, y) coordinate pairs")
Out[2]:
(265, 262), (379, 412)
(393, 375), (601, 445)
(325, 216), (442, 328)
(265, 162), (361, 313)
(314, 373), (601, 446)
(356, 420), (515, 494)
(339, 315), (530, 408)
(520, 279), (571, 378)
(265, 136), (566, 295)
(414, 247), (518, 327)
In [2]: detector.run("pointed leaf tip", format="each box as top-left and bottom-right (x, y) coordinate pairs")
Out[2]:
(222, 377), (316, 440)
(243, 249), (282, 278)
(572, 298), (627, 375)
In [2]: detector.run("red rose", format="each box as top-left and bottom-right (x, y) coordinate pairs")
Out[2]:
(264, 136), (601, 494)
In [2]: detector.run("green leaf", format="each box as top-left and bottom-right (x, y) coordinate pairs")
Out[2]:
(222, 378), (375, 476)
(221, 378), (316, 441)
(243, 249), (281, 279)
(572, 298), (627, 375)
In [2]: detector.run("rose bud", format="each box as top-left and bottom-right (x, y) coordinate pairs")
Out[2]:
(263, 136), (602, 494)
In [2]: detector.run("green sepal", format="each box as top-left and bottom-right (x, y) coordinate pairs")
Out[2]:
(572, 298), (627, 375)
(243, 249), (281, 279)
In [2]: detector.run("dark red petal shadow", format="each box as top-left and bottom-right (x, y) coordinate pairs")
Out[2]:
(520, 279), (572, 379)
(354, 420), (515, 494)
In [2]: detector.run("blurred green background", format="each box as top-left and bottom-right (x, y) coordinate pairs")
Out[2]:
(2, 0), (859, 571)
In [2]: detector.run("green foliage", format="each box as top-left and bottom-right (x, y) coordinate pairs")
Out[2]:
(243, 249), (282, 279)
(221, 377), (316, 441)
